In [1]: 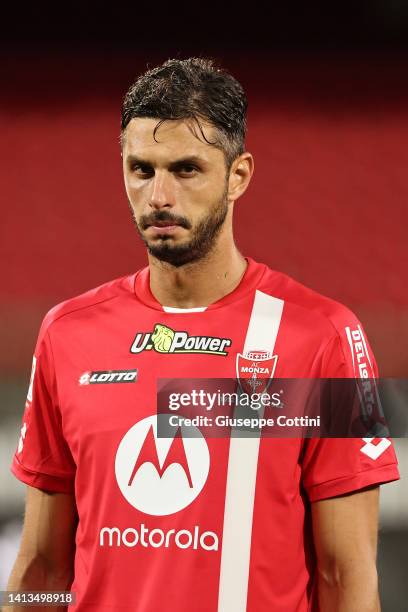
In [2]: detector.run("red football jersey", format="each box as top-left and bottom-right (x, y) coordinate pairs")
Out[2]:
(11, 258), (399, 611)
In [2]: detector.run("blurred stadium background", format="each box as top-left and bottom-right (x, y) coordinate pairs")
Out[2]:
(0, 1), (407, 609)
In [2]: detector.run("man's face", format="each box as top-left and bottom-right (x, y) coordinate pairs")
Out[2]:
(122, 118), (230, 267)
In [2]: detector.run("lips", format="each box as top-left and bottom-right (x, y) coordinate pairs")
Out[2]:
(147, 223), (182, 236)
(149, 220), (179, 228)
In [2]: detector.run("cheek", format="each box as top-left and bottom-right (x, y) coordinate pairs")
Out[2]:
(125, 173), (139, 193)
(197, 182), (228, 215)
(125, 178), (148, 207)
(183, 177), (224, 205)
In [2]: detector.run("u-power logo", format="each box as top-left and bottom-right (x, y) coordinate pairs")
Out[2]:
(130, 324), (231, 356)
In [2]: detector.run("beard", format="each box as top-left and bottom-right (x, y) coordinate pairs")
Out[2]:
(129, 187), (229, 267)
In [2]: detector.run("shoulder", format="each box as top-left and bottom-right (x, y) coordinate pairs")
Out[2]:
(256, 262), (377, 375)
(37, 272), (138, 343)
(258, 264), (361, 337)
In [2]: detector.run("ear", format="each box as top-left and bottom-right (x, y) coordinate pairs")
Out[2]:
(227, 152), (254, 203)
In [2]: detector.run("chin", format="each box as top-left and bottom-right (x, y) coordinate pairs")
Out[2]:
(147, 236), (182, 249)
(147, 243), (200, 267)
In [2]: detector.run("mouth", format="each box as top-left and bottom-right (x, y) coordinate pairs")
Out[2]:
(148, 220), (180, 228)
(146, 222), (183, 236)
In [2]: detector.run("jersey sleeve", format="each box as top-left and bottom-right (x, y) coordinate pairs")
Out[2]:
(10, 315), (76, 493)
(301, 315), (400, 502)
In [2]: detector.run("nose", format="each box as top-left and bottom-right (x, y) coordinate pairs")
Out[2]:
(148, 171), (174, 210)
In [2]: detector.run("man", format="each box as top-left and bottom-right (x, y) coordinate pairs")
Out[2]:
(7, 58), (399, 611)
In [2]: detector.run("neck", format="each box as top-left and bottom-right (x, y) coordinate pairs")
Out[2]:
(148, 238), (247, 308)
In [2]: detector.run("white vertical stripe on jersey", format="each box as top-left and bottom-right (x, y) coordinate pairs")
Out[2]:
(218, 290), (284, 612)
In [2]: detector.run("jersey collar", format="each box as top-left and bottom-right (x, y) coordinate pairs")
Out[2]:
(133, 257), (267, 312)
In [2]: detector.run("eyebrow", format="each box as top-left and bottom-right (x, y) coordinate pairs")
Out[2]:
(125, 155), (206, 169)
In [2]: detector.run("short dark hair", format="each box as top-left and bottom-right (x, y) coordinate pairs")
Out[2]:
(120, 57), (247, 168)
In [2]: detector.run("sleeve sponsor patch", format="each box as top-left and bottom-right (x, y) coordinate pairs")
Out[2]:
(344, 325), (374, 379)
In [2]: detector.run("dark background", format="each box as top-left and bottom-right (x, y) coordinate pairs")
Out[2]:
(0, 1), (407, 609)
(1, 0), (407, 377)
(3, 1), (408, 49)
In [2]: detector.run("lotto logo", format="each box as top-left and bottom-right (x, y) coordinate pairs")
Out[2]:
(79, 369), (138, 385)
(360, 438), (391, 460)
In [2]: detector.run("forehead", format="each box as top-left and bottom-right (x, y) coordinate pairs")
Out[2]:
(122, 117), (223, 162)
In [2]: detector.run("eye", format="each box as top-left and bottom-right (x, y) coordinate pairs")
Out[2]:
(131, 163), (154, 177)
(176, 164), (199, 177)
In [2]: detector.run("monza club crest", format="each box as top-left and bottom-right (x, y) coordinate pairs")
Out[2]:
(236, 350), (278, 395)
